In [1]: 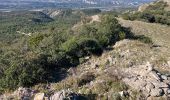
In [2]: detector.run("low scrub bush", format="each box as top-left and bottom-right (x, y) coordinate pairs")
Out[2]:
(77, 72), (95, 86)
(0, 14), (135, 93)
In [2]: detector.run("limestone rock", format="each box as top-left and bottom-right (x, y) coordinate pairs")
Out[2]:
(146, 62), (153, 72)
(167, 61), (170, 67)
(146, 82), (155, 93)
(85, 56), (90, 60)
(162, 88), (169, 95)
(167, 89), (170, 94)
(107, 56), (113, 65)
(34, 93), (45, 100)
(167, 77), (170, 81)
(161, 75), (168, 80)
(149, 71), (160, 81)
(147, 96), (167, 100)
(142, 88), (150, 97)
(50, 91), (64, 100)
(119, 91), (129, 97)
(50, 90), (80, 100)
(150, 88), (163, 97)
(13, 87), (34, 100)
(138, 4), (149, 12)
(122, 62), (170, 98)
(119, 91), (124, 97)
(152, 82), (168, 88)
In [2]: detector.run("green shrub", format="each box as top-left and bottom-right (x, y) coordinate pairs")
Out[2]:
(29, 34), (44, 47)
(139, 13), (155, 23)
(77, 72), (95, 86)
(111, 82), (128, 92)
(135, 35), (153, 44)
(112, 93), (122, 100)
(81, 9), (101, 16)
(51, 37), (103, 67)
(0, 54), (53, 91)
(79, 14), (131, 47)
(0, 12), (135, 92)
(61, 38), (103, 58)
(122, 13), (137, 21)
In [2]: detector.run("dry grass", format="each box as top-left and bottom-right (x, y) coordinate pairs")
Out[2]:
(163, 0), (170, 11)
(118, 18), (170, 71)
(118, 18), (170, 48)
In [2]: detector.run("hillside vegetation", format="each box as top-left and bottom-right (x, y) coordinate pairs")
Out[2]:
(118, 18), (170, 49)
(0, 9), (136, 94)
(1, 1), (170, 99)
(118, 0), (170, 71)
(122, 1), (170, 25)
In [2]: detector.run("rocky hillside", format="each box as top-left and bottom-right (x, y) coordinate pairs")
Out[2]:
(1, 1), (170, 99)
(2, 39), (170, 99)
(163, 0), (170, 11)
(138, 0), (170, 11)
(162, 0), (170, 5)
(1, 15), (170, 100)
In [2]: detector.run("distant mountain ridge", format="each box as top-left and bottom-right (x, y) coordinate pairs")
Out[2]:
(0, 0), (156, 10)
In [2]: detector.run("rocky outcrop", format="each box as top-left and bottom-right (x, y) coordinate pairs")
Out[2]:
(1, 39), (170, 100)
(0, 89), (81, 100)
(50, 89), (80, 100)
(122, 62), (170, 98)
(138, 4), (150, 12)
(43, 9), (62, 18)
(0, 87), (35, 100)
(138, 0), (170, 12)
(34, 93), (45, 100)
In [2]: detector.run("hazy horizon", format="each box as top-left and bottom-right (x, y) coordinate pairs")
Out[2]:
(0, 0), (155, 10)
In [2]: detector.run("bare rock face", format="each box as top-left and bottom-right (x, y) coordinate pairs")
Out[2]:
(50, 90), (80, 100)
(0, 87), (35, 100)
(149, 71), (160, 81)
(50, 91), (65, 100)
(122, 62), (170, 98)
(167, 61), (170, 67)
(161, 75), (168, 80)
(0, 88), (82, 100)
(138, 4), (150, 12)
(34, 93), (45, 100)
(150, 88), (163, 97)
(13, 87), (34, 100)
(146, 82), (155, 93)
